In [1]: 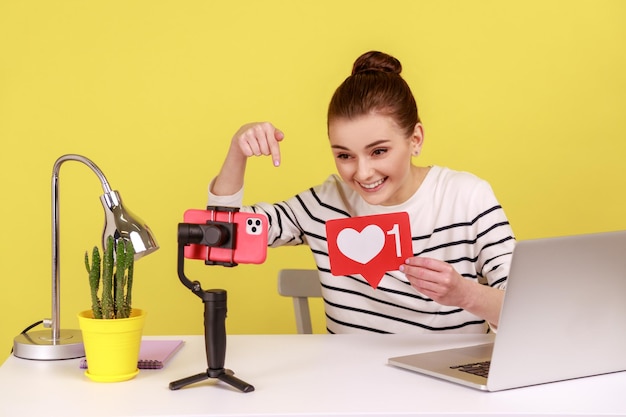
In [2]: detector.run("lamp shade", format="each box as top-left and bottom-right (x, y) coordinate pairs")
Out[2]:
(101, 190), (159, 260)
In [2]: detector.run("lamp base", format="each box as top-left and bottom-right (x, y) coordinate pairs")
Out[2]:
(13, 329), (85, 360)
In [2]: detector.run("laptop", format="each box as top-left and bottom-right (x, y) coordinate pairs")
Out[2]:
(388, 230), (626, 391)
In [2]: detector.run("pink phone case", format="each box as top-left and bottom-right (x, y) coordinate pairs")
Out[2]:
(183, 209), (268, 265)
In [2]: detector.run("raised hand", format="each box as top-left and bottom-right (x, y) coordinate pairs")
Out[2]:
(211, 122), (285, 197)
(231, 122), (284, 167)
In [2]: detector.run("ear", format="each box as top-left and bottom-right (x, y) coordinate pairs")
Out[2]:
(410, 123), (424, 156)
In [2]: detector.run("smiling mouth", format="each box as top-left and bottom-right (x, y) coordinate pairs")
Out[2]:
(357, 177), (386, 190)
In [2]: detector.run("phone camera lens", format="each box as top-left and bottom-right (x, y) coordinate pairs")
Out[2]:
(246, 217), (262, 234)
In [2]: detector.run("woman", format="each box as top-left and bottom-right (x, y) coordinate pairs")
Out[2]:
(208, 51), (515, 334)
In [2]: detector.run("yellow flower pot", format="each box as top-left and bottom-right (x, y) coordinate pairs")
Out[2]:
(77, 308), (146, 382)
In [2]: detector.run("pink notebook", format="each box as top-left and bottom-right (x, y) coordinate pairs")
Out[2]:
(80, 339), (185, 370)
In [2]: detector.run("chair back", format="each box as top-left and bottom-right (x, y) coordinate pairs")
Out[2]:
(277, 269), (322, 334)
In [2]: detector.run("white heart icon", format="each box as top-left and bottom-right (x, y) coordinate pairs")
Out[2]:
(336, 225), (385, 264)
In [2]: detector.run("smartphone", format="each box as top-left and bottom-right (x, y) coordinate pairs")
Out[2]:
(182, 208), (268, 265)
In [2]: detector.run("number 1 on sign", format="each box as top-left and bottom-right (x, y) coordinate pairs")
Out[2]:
(386, 224), (401, 257)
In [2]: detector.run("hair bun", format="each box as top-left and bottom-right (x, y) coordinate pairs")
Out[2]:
(351, 51), (402, 75)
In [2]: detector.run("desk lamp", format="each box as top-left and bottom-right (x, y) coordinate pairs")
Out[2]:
(13, 154), (159, 361)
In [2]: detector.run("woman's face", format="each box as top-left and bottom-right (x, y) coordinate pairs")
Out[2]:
(328, 113), (423, 206)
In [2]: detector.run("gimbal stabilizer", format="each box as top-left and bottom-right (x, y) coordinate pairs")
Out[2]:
(168, 207), (254, 393)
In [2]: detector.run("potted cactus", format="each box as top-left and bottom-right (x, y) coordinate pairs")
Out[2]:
(77, 235), (146, 382)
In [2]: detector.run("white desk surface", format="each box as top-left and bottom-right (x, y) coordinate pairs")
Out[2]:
(1, 333), (625, 417)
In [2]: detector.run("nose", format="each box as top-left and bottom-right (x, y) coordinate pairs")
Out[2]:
(355, 157), (374, 181)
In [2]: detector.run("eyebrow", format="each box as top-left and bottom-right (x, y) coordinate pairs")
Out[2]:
(331, 139), (391, 151)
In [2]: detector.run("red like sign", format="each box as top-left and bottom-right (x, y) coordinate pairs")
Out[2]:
(326, 212), (413, 289)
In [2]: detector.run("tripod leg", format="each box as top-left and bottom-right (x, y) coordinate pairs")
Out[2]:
(169, 372), (209, 390)
(218, 372), (255, 393)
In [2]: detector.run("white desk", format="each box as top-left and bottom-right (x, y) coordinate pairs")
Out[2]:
(1, 334), (624, 417)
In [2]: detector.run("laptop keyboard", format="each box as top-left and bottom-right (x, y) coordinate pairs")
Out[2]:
(450, 361), (491, 378)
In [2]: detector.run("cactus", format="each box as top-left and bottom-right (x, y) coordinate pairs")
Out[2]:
(84, 247), (102, 319)
(84, 235), (135, 319)
(100, 236), (115, 319)
(123, 244), (135, 318)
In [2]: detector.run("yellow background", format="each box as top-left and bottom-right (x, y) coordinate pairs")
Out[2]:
(1, 1), (625, 363)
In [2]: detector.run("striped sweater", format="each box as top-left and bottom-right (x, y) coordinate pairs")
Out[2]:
(208, 165), (515, 334)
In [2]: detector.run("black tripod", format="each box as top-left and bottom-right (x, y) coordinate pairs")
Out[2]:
(169, 213), (254, 393)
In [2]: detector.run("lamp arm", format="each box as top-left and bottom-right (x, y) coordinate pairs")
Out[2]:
(50, 154), (113, 341)
(52, 154), (113, 193)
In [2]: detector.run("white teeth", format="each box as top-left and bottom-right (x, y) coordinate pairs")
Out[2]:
(359, 178), (385, 189)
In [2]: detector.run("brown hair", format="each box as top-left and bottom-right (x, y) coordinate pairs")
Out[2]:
(327, 51), (420, 137)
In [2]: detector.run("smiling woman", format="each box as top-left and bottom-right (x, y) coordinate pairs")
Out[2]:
(207, 50), (515, 335)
